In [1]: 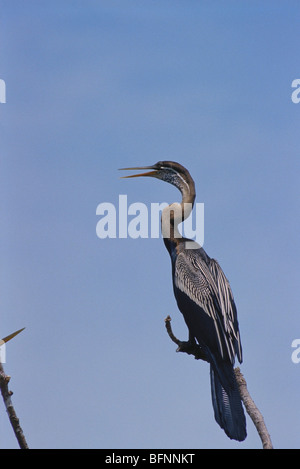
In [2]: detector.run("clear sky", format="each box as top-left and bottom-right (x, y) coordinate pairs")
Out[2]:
(0, 0), (299, 449)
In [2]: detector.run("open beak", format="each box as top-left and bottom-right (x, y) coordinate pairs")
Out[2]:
(119, 165), (159, 179)
(1, 327), (25, 344)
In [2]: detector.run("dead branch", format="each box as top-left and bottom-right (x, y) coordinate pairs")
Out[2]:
(0, 328), (29, 449)
(164, 315), (273, 449)
(0, 362), (29, 449)
(234, 367), (273, 449)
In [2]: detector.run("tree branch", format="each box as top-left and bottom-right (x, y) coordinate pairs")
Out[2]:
(0, 362), (29, 449)
(234, 367), (273, 449)
(0, 328), (29, 449)
(164, 315), (273, 449)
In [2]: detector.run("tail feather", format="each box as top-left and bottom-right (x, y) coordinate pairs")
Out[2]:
(210, 365), (247, 441)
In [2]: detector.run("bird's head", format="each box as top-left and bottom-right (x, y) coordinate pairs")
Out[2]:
(119, 161), (195, 204)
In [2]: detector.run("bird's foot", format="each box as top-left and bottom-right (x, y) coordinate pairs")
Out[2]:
(164, 316), (209, 362)
(176, 340), (208, 362)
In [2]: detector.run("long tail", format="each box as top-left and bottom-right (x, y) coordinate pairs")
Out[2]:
(210, 363), (247, 441)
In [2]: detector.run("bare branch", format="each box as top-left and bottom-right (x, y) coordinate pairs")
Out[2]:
(234, 367), (273, 449)
(164, 315), (181, 346)
(0, 328), (29, 449)
(0, 362), (29, 449)
(164, 315), (273, 449)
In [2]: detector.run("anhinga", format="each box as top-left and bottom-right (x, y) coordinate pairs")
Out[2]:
(120, 161), (247, 442)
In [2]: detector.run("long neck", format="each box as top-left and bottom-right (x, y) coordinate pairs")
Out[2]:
(161, 184), (196, 244)
(173, 170), (196, 208)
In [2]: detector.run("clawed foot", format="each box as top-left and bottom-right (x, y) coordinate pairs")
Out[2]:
(164, 315), (208, 362)
(176, 340), (208, 362)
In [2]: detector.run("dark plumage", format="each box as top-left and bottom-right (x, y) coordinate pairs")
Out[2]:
(121, 161), (247, 441)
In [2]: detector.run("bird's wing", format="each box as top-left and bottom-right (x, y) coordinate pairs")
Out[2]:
(208, 257), (242, 363)
(174, 248), (242, 364)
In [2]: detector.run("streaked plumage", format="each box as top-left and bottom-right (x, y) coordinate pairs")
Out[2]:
(121, 161), (247, 442)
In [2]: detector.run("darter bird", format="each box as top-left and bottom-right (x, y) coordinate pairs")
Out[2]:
(120, 161), (247, 442)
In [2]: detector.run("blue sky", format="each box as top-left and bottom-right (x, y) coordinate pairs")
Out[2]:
(0, 1), (299, 449)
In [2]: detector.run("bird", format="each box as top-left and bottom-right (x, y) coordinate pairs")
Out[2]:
(120, 161), (247, 442)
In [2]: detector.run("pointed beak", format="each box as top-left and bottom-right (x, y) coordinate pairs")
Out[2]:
(119, 165), (159, 179)
(1, 327), (25, 344)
